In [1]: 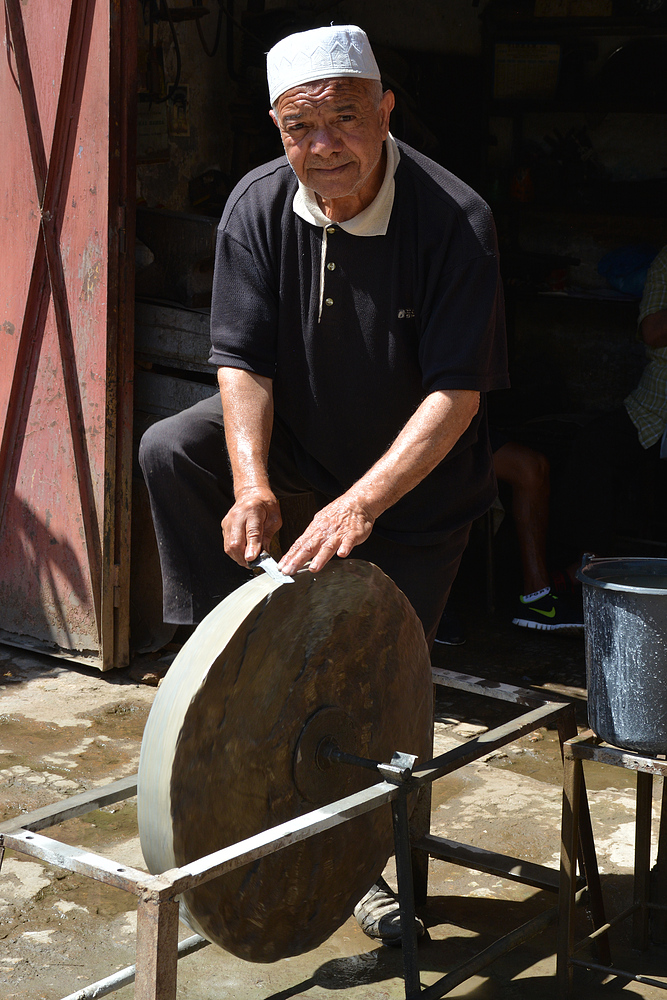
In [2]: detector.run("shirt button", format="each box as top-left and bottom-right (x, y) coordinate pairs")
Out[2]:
(326, 226), (336, 234)
(327, 262), (336, 271)
(325, 297), (334, 307)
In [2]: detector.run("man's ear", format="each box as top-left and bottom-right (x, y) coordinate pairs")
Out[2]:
(269, 109), (279, 129)
(379, 89), (395, 139)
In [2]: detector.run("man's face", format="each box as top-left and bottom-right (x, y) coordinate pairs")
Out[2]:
(271, 78), (394, 203)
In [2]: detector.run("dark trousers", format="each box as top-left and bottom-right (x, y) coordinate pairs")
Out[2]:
(138, 393), (471, 648)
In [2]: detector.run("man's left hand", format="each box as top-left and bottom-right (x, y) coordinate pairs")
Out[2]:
(278, 496), (375, 575)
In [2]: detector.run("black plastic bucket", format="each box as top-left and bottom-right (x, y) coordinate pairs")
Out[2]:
(577, 556), (667, 755)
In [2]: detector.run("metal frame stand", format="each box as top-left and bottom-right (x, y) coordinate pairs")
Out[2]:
(558, 730), (667, 998)
(0, 670), (604, 1000)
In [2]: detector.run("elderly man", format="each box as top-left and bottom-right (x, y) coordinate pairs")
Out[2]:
(139, 25), (507, 943)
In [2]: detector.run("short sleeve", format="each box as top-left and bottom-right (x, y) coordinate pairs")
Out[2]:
(638, 246), (667, 328)
(208, 230), (278, 376)
(419, 252), (509, 394)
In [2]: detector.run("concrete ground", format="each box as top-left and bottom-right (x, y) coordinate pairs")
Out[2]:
(1, 604), (667, 1000)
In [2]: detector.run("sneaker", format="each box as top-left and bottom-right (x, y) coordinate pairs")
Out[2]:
(512, 590), (583, 634)
(434, 606), (466, 646)
(353, 876), (425, 947)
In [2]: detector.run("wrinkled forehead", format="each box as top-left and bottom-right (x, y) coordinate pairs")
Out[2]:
(274, 77), (377, 119)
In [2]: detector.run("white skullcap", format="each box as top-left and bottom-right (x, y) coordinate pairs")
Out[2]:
(267, 25), (381, 105)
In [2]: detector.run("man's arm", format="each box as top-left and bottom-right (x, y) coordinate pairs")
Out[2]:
(279, 388), (480, 575)
(218, 367), (282, 566)
(640, 309), (667, 349)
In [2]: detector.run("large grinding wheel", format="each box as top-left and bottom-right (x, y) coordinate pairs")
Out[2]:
(138, 559), (432, 963)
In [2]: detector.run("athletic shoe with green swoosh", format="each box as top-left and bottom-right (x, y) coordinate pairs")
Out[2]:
(512, 590), (584, 634)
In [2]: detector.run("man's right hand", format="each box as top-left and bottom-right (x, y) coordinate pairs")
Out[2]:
(221, 485), (282, 567)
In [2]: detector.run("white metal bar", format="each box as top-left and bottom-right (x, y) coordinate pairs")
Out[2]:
(430, 666), (560, 708)
(59, 934), (208, 1000)
(164, 780), (398, 895)
(1, 829), (150, 894)
(0, 774), (138, 833)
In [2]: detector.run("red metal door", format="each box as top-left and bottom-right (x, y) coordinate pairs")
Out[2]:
(0, 0), (135, 669)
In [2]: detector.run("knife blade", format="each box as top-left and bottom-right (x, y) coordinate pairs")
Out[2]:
(249, 551), (295, 584)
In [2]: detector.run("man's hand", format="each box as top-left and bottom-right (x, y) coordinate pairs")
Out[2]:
(641, 308), (667, 349)
(222, 485), (282, 567)
(280, 388), (480, 575)
(278, 495), (374, 575)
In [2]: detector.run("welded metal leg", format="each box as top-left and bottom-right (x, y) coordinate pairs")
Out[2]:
(392, 789), (422, 999)
(135, 895), (180, 1000)
(410, 782), (431, 907)
(556, 721), (609, 966)
(576, 773), (611, 965)
(557, 751), (581, 1000)
(653, 779), (667, 946)
(633, 771), (653, 951)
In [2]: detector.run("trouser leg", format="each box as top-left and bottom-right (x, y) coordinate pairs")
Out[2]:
(354, 522), (472, 649)
(138, 394), (248, 624)
(138, 394), (315, 624)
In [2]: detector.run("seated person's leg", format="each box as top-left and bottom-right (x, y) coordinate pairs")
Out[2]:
(493, 440), (550, 598)
(494, 440), (583, 632)
(138, 394), (251, 625)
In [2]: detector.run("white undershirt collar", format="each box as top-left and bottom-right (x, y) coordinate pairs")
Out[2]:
(292, 133), (400, 237)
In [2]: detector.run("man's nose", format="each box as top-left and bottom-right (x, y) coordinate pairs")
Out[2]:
(309, 126), (342, 156)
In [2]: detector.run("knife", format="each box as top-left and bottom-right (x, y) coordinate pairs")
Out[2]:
(250, 551), (295, 584)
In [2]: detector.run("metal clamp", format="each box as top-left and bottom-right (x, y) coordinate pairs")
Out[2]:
(377, 751), (417, 784)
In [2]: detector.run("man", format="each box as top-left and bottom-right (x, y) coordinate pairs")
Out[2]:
(139, 25), (508, 942)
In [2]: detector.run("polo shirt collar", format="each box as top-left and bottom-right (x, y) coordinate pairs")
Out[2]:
(292, 133), (400, 237)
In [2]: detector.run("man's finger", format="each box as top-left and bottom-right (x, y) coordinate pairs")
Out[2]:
(244, 513), (266, 564)
(307, 537), (340, 572)
(279, 532), (320, 574)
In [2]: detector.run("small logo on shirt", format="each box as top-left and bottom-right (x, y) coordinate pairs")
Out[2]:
(398, 308), (415, 319)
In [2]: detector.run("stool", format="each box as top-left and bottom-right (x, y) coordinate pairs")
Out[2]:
(558, 730), (667, 997)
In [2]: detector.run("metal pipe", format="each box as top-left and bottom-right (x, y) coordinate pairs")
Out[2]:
(59, 934), (208, 1000)
(571, 903), (639, 953)
(416, 703), (564, 784)
(319, 743), (382, 771)
(417, 905), (559, 1000)
(569, 958), (667, 990)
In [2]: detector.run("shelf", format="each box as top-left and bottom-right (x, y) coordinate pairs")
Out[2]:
(505, 283), (639, 302)
(489, 193), (667, 219)
(484, 14), (667, 36)
(490, 99), (666, 114)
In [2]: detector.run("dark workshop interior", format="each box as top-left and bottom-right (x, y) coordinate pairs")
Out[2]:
(131, 0), (667, 652)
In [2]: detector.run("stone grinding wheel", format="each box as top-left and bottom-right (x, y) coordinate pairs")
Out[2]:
(137, 559), (432, 963)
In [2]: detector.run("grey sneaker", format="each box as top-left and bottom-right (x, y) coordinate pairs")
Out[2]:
(353, 876), (425, 947)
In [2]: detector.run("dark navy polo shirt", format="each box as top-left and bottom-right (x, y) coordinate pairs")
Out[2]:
(209, 140), (509, 543)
